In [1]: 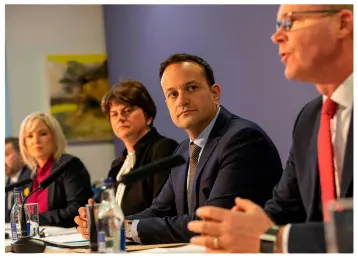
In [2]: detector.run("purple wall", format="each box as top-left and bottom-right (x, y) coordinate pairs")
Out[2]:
(102, 5), (318, 163)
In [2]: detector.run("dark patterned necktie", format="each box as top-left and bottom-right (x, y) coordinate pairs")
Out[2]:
(187, 143), (201, 213)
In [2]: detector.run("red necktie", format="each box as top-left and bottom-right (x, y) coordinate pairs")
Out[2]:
(318, 98), (338, 222)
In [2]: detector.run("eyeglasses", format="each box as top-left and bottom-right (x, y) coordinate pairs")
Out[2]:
(276, 10), (340, 31)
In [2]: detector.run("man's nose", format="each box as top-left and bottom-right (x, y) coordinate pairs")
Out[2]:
(176, 92), (189, 107)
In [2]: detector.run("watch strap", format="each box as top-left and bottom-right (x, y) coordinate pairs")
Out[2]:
(260, 225), (280, 253)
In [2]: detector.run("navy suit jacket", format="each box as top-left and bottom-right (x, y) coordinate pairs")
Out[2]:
(264, 96), (353, 253)
(127, 106), (283, 244)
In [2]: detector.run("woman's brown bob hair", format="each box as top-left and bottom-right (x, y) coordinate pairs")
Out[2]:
(101, 80), (157, 126)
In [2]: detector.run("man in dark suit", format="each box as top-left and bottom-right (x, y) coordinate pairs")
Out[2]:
(187, 4), (353, 253)
(75, 53), (283, 244)
(121, 53), (283, 244)
(5, 137), (31, 222)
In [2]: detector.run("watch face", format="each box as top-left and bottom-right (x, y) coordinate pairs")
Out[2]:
(125, 223), (132, 238)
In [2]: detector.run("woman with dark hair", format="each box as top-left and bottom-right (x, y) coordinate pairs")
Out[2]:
(97, 80), (178, 215)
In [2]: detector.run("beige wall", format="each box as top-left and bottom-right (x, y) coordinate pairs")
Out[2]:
(5, 5), (115, 181)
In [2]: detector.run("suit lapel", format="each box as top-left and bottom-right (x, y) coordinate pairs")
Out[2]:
(5, 178), (11, 212)
(340, 112), (353, 197)
(18, 167), (27, 181)
(307, 106), (322, 213)
(189, 107), (231, 212)
(47, 160), (61, 211)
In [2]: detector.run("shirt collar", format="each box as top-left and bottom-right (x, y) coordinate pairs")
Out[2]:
(323, 74), (353, 110)
(122, 127), (159, 157)
(189, 107), (221, 149)
(10, 169), (23, 184)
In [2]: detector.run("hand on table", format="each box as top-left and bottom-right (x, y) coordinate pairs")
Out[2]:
(74, 198), (95, 240)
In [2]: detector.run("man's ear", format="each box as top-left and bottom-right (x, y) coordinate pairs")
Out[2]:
(211, 84), (221, 104)
(337, 9), (353, 39)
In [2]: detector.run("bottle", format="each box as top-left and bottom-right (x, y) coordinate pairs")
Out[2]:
(97, 180), (125, 253)
(10, 187), (24, 241)
(92, 178), (115, 203)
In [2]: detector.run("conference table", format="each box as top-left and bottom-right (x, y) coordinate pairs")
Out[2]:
(5, 224), (205, 253)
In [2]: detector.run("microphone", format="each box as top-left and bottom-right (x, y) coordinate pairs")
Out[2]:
(11, 157), (73, 253)
(92, 155), (186, 202)
(117, 154), (186, 186)
(5, 179), (32, 192)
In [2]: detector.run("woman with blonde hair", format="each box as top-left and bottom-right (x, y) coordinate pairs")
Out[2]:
(19, 112), (93, 228)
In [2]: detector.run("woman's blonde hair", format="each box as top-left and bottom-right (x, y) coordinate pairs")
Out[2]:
(19, 112), (67, 171)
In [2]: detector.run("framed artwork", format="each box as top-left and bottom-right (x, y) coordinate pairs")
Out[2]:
(46, 54), (112, 143)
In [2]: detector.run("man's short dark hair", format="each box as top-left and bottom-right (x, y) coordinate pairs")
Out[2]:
(159, 53), (216, 86)
(5, 137), (20, 153)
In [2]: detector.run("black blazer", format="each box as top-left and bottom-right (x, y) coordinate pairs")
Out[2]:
(127, 106), (283, 244)
(26, 154), (93, 228)
(264, 96), (353, 253)
(5, 167), (32, 222)
(107, 127), (178, 216)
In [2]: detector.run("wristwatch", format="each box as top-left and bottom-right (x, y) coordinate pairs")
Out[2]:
(124, 220), (133, 240)
(259, 225), (280, 253)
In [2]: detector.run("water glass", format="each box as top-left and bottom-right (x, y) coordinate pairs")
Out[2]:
(24, 203), (39, 237)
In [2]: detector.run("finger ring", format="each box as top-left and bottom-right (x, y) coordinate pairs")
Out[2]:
(213, 237), (220, 249)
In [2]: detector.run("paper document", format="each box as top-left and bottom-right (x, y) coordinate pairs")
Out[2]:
(41, 232), (89, 248)
(42, 238), (89, 248)
(43, 226), (78, 237)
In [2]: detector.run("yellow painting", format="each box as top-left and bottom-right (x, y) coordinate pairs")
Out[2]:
(46, 54), (112, 143)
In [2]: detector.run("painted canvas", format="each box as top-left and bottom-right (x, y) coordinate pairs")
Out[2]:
(46, 54), (112, 143)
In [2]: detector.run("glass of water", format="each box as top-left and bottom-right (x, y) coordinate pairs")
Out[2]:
(86, 201), (124, 253)
(24, 203), (39, 237)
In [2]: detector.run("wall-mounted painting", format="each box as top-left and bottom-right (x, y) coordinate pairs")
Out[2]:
(46, 54), (112, 143)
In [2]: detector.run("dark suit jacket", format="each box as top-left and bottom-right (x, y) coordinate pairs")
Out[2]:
(26, 154), (93, 228)
(264, 96), (353, 253)
(5, 167), (32, 222)
(127, 106), (283, 244)
(107, 127), (178, 216)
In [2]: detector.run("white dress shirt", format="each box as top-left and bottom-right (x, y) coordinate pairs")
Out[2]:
(282, 74), (353, 253)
